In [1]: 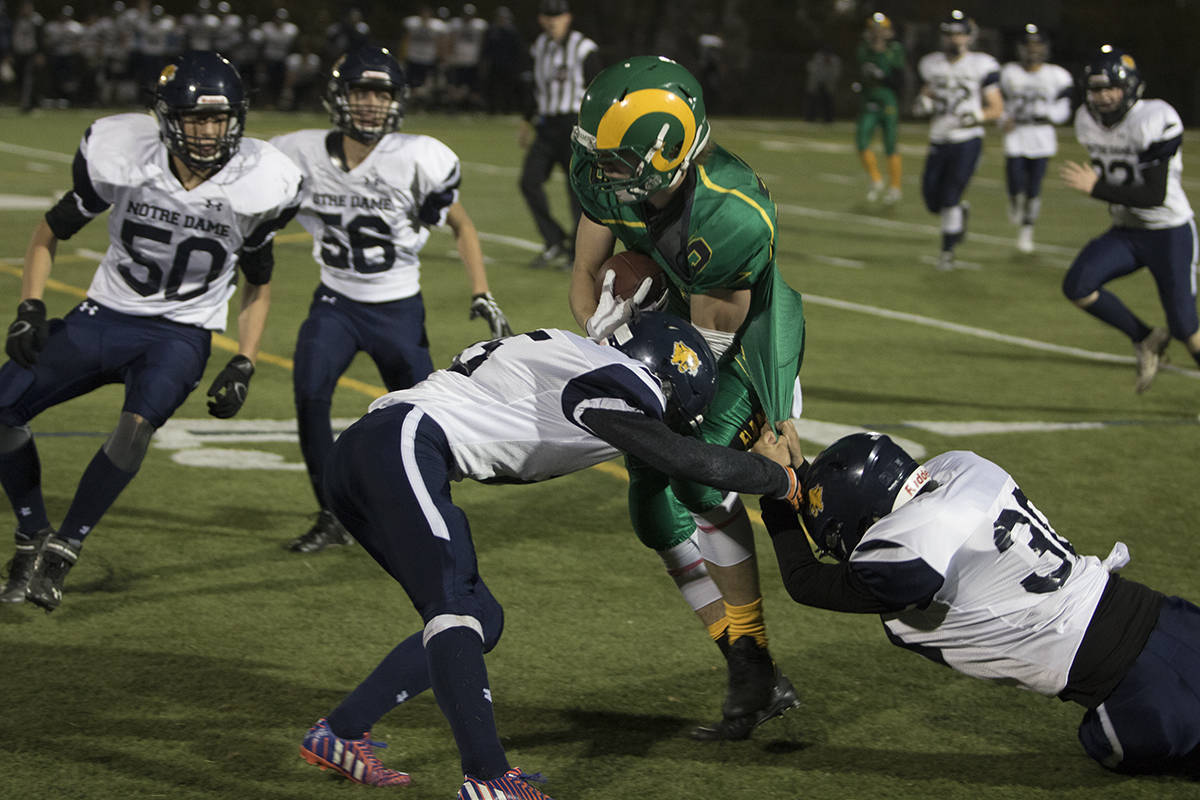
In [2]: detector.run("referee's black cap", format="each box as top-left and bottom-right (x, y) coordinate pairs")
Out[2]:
(539, 0), (570, 14)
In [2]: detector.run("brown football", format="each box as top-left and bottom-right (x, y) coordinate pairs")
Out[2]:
(593, 250), (668, 306)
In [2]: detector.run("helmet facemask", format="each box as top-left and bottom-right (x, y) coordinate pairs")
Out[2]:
(153, 54), (246, 176)
(1084, 49), (1142, 127)
(325, 49), (408, 145)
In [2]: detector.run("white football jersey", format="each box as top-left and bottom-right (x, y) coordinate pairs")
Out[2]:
(270, 129), (462, 303)
(369, 329), (667, 482)
(853, 451), (1121, 696)
(918, 50), (1002, 144)
(1074, 99), (1193, 229)
(1000, 62), (1073, 158)
(404, 15), (447, 65)
(76, 113), (303, 330)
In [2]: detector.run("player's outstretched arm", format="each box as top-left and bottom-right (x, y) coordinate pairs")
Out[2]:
(6, 221), (59, 368)
(448, 203), (512, 337)
(206, 282), (269, 419)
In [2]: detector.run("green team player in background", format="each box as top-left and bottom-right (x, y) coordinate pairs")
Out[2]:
(855, 12), (907, 203)
(567, 55), (807, 740)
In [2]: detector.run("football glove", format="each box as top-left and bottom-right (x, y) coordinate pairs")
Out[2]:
(6, 299), (49, 369)
(585, 270), (654, 340)
(206, 355), (254, 419)
(469, 292), (513, 338)
(958, 111), (980, 127)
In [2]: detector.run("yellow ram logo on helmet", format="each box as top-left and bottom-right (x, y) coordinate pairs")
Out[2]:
(595, 89), (698, 172)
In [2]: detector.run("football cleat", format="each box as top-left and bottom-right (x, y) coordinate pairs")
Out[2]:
(528, 241), (570, 270)
(0, 527), (52, 603)
(1016, 225), (1035, 254)
(299, 717), (411, 786)
(24, 535), (80, 612)
(459, 767), (554, 800)
(883, 186), (902, 205)
(1133, 327), (1170, 394)
(866, 180), (885, 203)
(935, 251), (956, 272)
(690, 669), (801, 742)
(289, 510), (354, 553)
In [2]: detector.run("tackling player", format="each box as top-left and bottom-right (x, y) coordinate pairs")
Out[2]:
(1059, 46), (1197, 394)
(568, 56), (807, 740)
(0, 52), (302, 611)
(854, 12), (906, 204)
(270, 45), (511, 554)
(296, 312), (804, 797)
(914, 9), (1003, 271)
(759, 428), (1200, 776)
(999, 24), (1073, 254)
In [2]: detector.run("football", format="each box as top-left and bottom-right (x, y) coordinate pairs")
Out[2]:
(594, 250), (668, 306)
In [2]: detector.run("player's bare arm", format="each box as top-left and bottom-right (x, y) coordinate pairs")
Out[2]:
(568, 215), (617, 327)
(235, 281), (271, 365)
(445, 202), (489, 296)
(980, 84), (1004, 122)
(21, 219), (58, 301)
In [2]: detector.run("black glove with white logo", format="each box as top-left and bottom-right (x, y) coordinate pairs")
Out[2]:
(206, 355), (255, 419)
(469, 292), (513, 338)
(6, 299), (49, 368)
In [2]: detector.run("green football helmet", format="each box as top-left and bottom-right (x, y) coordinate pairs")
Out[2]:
(570, 55), (710, 209)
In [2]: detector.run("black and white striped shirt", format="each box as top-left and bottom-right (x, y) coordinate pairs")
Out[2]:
(530, 29), (599, 117)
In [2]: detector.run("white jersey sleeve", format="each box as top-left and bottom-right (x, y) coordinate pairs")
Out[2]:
(852, 451), (1116, 696)
(1000, 62), (1073, 158)
(919, 51), (1001, 144)
(270, 130), (462, 303)
(368, 329), (667, 482)
(1074, 98), (1194, 229)
(74, 113), (302, 330)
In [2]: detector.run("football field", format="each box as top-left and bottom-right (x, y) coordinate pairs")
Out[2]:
(1, 107), (1198, 799)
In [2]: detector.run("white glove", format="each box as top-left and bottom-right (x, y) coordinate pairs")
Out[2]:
(585, 269), (654, 340)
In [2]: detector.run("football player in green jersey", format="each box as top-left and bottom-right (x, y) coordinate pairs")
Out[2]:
(567, 55), (806, 741)
(855, 12), (906, 203)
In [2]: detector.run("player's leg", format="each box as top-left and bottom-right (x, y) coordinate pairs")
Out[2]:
(881, 104), (902, 203)
(935, 137), (983, 268)
(1142, 221), (1200, 374)
(1076, 595), (1200, 775)
(1005, 155), (1028, 225)
(311, 402), (512, 786)
(362, 293), (435, 392)
(0, 307), (115, 603)
(520, 126), (569, 269)
(1017, 157), (1049, 253)
(856, 107), (884, 201)
(290, 288), (361, 552)
(26, 314), (210, 611)
(1062, 228), (1165, 391)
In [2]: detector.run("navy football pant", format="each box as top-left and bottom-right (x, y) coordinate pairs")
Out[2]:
(1005, 156), (1049, 202)
(323, 402), (508, 777)
(921, 137), (983, 213)
(1062, 221), (1200, 341)
(1078, 595), (1200, 775)
(293, 285), (433, 507)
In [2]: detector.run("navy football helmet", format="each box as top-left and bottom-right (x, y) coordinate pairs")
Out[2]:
(609, 311), (717, 434)
(153, 51), (246, 174)
(326, 45), (406, 143)
(1017, 23), (1049, 67)
(1083, 45), (1143, 127)
(801, 432), (924, 561)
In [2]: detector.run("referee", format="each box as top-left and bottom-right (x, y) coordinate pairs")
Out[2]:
(519, 0), (601, 270)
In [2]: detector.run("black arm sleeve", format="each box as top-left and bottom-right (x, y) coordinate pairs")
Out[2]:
(239, 242), (275, 285)
(759, 497), (902, 613)
(1091, 158), (1170, 208)
(581, 408), (791, 497)
(45, 142), (110, 240)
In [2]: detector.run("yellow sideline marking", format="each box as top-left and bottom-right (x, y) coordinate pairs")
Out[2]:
(0, 261), (774, 529)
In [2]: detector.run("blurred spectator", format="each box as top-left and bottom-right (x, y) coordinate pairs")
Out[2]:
(260, 7), (297, 108)
(10, 0), (42, 112)
(480, 5), (522, 115)
(446, 2), (486, 111)
(180, 0), (218, 51)
(804, 45), (841, 123)
(697, 28), (725, 112)
(280, 33), (322, 111)
(402, 5), (447, 109)
(0, 2), (12, 92)
(325, 8), (368, 66)
(43, 5), (83, 107)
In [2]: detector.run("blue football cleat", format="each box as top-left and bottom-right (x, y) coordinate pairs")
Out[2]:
(459, 767), (554, 800)
(299, 717), (410, 786)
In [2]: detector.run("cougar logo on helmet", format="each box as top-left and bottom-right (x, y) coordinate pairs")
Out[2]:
(670, 340), (701, 376)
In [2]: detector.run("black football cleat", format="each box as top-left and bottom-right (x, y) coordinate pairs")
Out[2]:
(690, 636), (801, 741)
(25, 535), (81, 612)
(0, 527), (53, 603)
(288, 509), (354, 553)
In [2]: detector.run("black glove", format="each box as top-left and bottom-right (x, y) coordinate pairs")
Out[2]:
(469, 292), (513, 338)
(206, 355), (254, 419)
(6, 299), (49, 369)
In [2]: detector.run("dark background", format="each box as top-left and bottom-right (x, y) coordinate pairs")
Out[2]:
(13, 0), (1200, 122)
